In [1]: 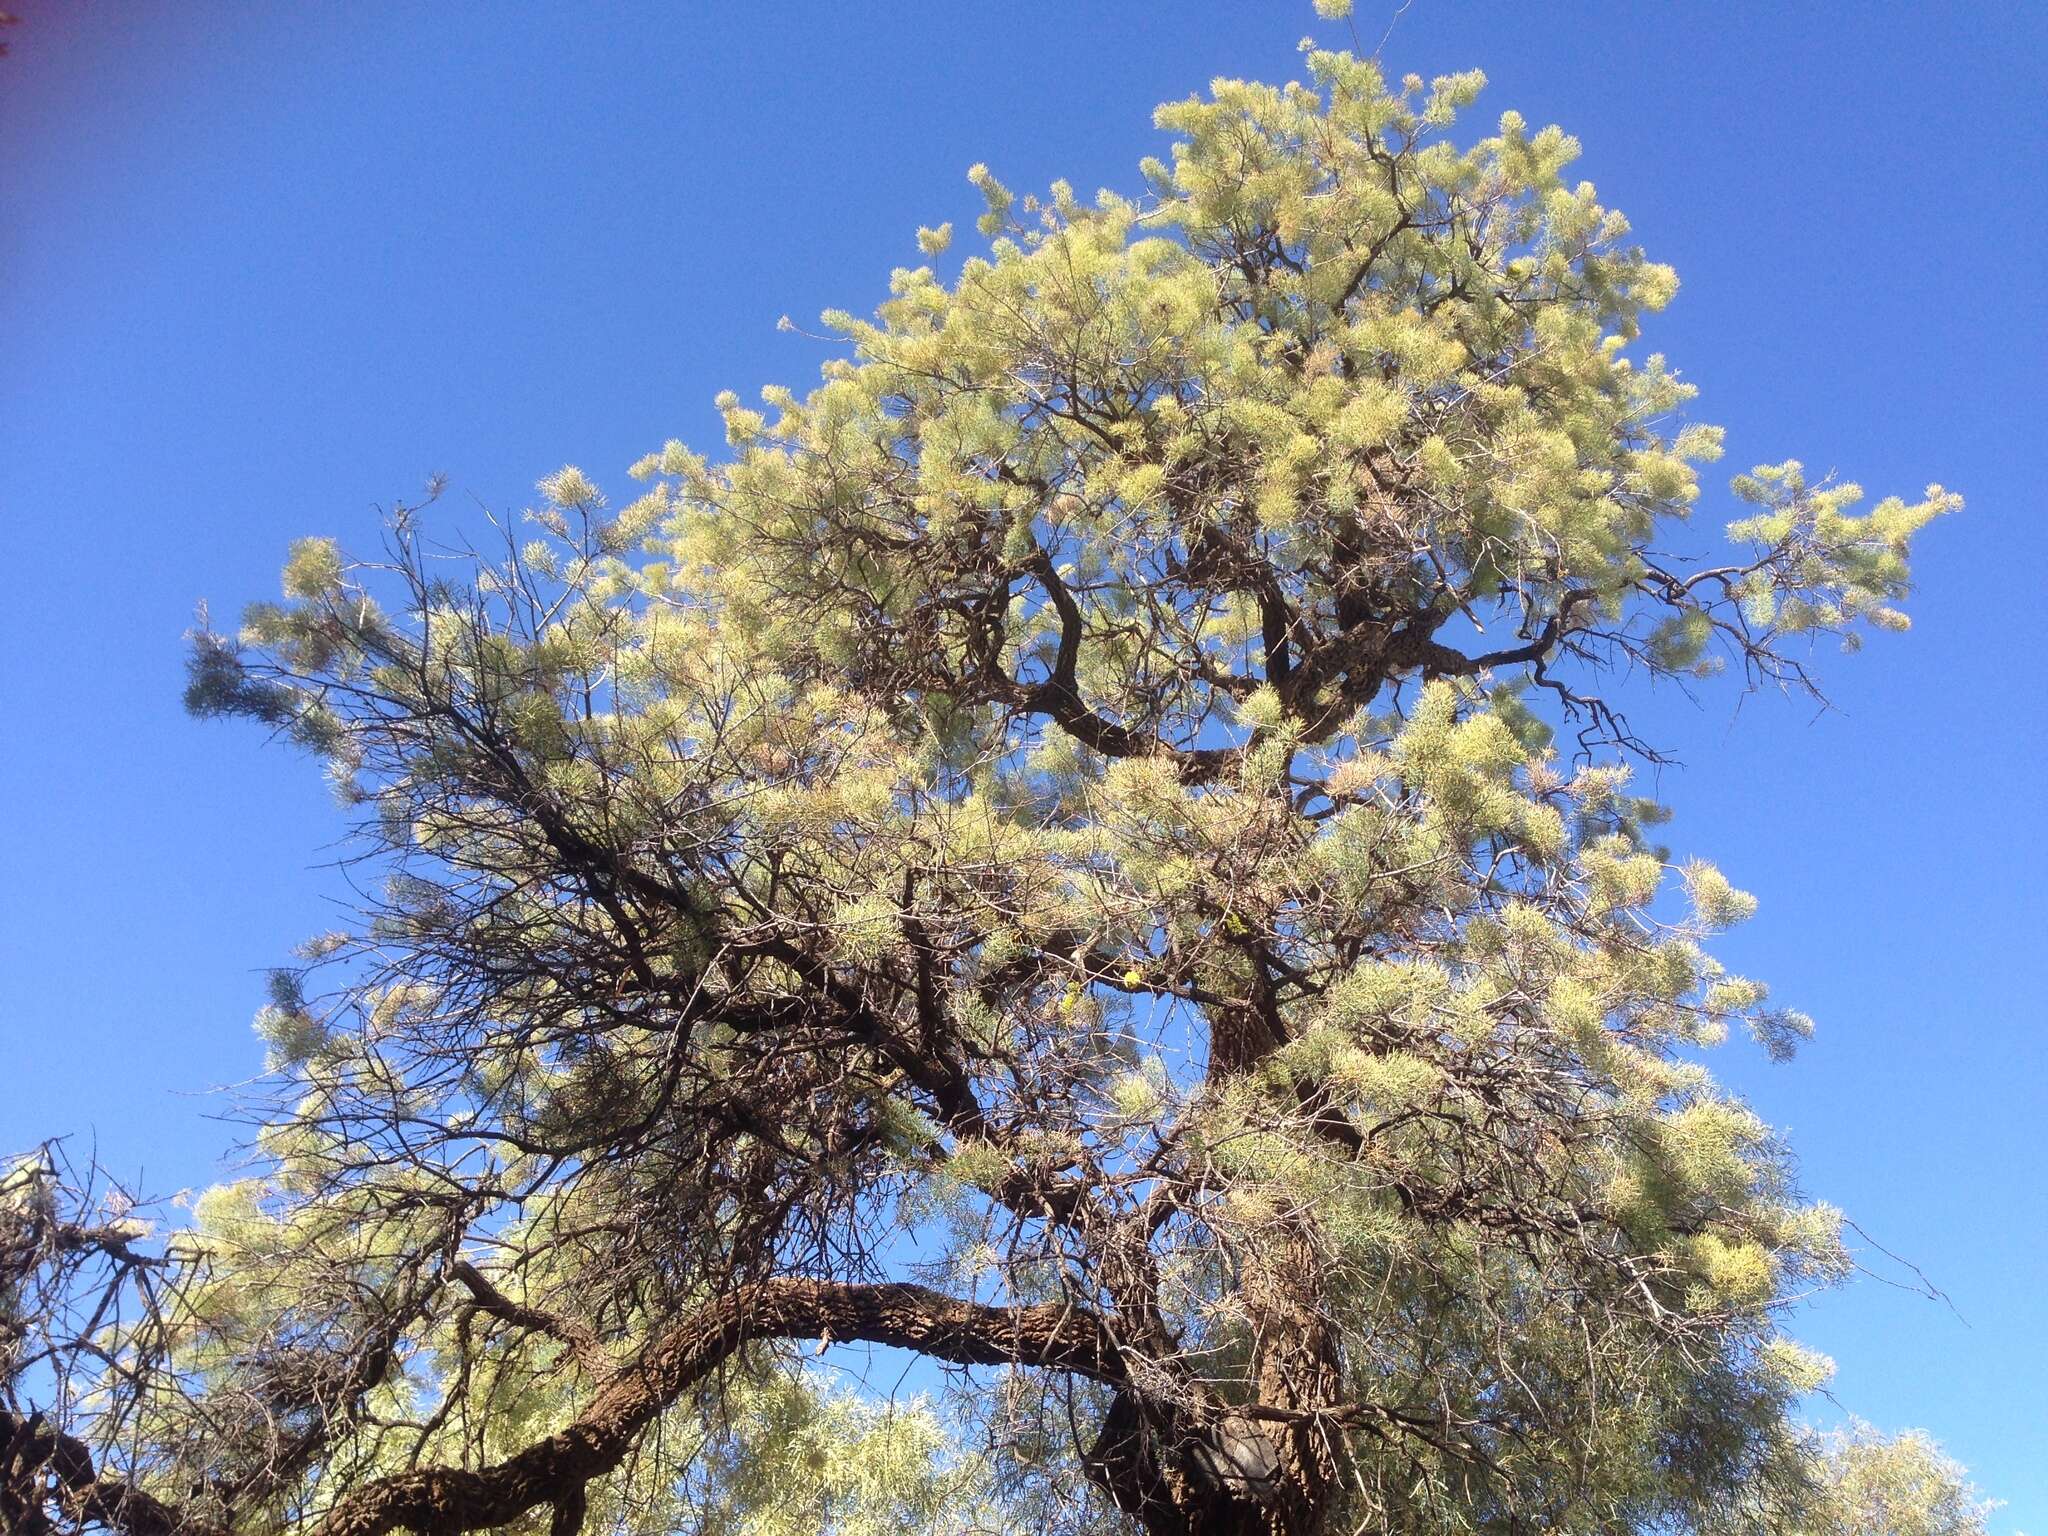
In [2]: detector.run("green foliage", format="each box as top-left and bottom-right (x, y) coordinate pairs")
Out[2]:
(1800, 1424), (1996, 1536)
(1703, 1423), (1997, 1536)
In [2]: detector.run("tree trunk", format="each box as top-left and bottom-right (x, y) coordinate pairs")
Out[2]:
(1087, 1226), (1341, 1536)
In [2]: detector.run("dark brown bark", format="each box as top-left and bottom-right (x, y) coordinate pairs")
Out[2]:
(308, 1279), (1125, 1536)
(1, 1409), (222, 1536)
(1082, 1217), (1342, 1536)
(6, 1282), (1125, 1536)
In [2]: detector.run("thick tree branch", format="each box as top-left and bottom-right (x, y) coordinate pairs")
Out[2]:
(308, 1279), (1124, 1536)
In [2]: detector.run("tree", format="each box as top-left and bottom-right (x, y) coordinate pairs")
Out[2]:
(3, 27), (1968, 1536)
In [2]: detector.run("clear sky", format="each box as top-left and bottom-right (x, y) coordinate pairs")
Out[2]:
(3, 2), (2042, 1524)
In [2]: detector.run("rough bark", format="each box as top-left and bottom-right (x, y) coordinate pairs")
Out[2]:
(306, 1279), (1124, 1536)
(6, 1281), (1123, 1536)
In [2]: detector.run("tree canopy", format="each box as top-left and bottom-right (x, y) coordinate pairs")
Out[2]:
(4, 28), (1983, 1536)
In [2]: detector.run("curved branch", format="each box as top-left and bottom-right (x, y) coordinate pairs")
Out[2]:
(1, 1409), (221, 1536)
(1020, 549), (1235, 783)
(309, 1279), (1124, 1536)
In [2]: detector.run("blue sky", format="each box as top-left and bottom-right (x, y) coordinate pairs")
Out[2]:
(3, 1), (2042, 1523)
